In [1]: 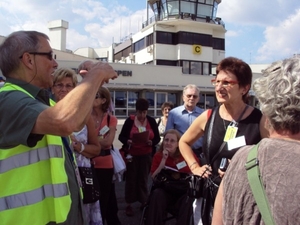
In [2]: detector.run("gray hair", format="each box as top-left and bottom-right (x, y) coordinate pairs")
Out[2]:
(253, 57), (300, 134)
(78, 60), (93, 71)
(183, 84), (200, 95)
(0, 31), (49, 77)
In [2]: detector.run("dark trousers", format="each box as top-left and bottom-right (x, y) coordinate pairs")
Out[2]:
(125, 154), (152, 204)
(145, 188), (193, 225)
(94, 168), (120, 225)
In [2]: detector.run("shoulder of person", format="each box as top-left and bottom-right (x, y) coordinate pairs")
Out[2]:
(195, 106), (205, 113)
(146, 115), (156, 121)
(156, 117), (162, 124)
(172, 105), (184, 113)
(153, 151), (163, 158)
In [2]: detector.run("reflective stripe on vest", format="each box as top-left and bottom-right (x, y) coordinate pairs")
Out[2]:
(0, 83), (72, 224)
(0, 145), (62, 173)
(0, 183), (68, 212)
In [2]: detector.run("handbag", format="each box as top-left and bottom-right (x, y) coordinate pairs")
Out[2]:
(61, 137), (100, 204)
(111, 147), (126, 182)
(153, 168), (190, 196)
(78, 166), (100, 204)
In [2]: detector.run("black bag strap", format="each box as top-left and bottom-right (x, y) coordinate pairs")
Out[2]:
(208, 105), (249, 165)
(245, 144), (276, 225)
(61, 136), (74, 161)
(157, 117), (161, 126)
(205, 106), (218, 164)
(107, 114), (114, 150)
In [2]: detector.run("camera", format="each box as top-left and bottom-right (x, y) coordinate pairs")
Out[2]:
(219, 158), (229, 172)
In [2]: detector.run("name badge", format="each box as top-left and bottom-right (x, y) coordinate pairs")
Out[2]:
(227, 135), (246, 150)
(138, 126), (146, 133)
(176, 161), (187, 170)
(224, 125), (238, 142)
(99, 125), (110, 136)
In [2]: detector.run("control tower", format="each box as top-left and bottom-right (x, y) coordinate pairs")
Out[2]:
(146, 0), (223, 27)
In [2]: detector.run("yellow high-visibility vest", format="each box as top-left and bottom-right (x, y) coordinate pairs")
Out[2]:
(0, 82), (72, 225)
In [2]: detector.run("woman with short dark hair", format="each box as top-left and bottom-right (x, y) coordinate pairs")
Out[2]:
(119, 98), (160, 217)
(179, 57), (268, 225)
(212, 57), (300, 225)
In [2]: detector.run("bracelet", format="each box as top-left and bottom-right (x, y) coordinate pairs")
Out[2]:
(189, 161), (198, 169)
(79, 143), (85, 153)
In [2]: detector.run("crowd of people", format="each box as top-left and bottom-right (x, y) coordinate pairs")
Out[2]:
(1, 29), (300, 225)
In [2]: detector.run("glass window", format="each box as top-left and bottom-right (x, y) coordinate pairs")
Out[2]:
(205, 94), (216, 109)
(197, 4), (212, 17)
(197, 93), (216, 109)
(168, 93), (177, 107)
(156, 31), (174, 44)
(156, 93), (167, 108)
(133, 38), (145, 52)
(146, 34), (153, 46)
(162, 0), (168, 18)
(157, 60), (177, 66)
(181, 1), (195, 14)
(178, 32), (212, 46)
(145, 91), (155, 108)
(203, 62), (210, 75)
(115, 91), (126, 108)
(212, 38), (225, 50)
(191, 61), (202, 75)
(182, 61), (189, 74)
(168, 1), (179, 16)
(128, 91), (139, 108)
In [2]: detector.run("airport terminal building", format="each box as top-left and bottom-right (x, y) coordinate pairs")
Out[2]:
(0, 0), (267, 118)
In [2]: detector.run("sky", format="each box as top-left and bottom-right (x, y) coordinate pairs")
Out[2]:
(0, 0), (299, 64)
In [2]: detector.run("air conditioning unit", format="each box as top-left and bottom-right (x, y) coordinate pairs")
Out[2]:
(147, 46), (153, 53)
(129, 53), (135, 60)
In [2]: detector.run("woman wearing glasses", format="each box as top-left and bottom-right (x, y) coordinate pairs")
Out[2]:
(146, 129), (198, 225)
(179, 57), (268, 225)
(52, 68), (103, 225)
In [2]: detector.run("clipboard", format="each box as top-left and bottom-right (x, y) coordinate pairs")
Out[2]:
(132, 130), (149, 144)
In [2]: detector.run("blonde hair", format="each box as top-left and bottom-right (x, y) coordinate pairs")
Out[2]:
(53, 68), (78, 87)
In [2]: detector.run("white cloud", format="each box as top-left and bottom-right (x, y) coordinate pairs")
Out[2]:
(256, 9), (300, 62)
(225, 30), (240, 37)
(218, 0), (300, 26)
(1, 0), (299, 64)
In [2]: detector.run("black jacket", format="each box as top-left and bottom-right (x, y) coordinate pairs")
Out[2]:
(118, 115), (160, 155)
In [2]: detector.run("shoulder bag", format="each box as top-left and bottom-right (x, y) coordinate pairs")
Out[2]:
(245, 144), (276, 225)
(62, 137), (100, 204)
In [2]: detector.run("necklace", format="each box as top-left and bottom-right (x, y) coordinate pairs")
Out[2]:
(222, 105), (249, 131)
(93, 113), (105, 128)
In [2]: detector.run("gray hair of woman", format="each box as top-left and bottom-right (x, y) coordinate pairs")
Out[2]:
(253, 57), (300, 134)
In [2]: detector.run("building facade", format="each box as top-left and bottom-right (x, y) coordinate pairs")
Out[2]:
(0, 0), (267, 118)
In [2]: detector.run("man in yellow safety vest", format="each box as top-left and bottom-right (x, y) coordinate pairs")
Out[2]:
(0, 30), (117, 225)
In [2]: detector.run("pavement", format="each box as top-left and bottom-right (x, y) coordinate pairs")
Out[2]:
(113, 119), (176, 225)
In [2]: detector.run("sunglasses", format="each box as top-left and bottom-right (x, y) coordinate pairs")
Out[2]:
(95, 93), (102, 99)
(185, 94), (198, 99)
(19, 51), (54, 61)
